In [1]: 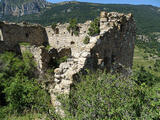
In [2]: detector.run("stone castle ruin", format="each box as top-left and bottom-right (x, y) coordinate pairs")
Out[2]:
(0, 11), (136, 115)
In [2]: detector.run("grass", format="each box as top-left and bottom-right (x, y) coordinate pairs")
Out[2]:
(19, 42), (31, 46)
(133, 46), (160, 78)
(133, 46), (154, 69)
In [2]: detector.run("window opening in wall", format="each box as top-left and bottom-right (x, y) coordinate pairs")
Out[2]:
(25, 33), (29, 38)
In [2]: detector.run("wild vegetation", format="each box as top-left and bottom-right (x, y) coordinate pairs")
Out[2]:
(67, 18), (79, 36)
(83, 36), (90, 44)
(0, 33), (160, 119)
(88, 18), (100, 36)
(0, 1), (160, 120)
(0, 52), (60, 120)
(51, 23), (57, 31)
(58, 70), (160, 119)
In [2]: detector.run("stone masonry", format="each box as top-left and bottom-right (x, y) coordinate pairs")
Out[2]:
(20, 45), (50, 74)
(46, 11), (136, 116)
(0, 11), (136, 116)
(0, 21), (48, 53)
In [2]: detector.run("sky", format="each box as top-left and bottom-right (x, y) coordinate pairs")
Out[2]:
(47, 0), (160, 7)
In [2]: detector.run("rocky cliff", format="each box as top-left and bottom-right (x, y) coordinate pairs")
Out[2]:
(0, 0), (48, 16)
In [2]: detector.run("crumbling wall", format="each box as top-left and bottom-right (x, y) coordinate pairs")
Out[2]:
(47, 11), (136, 116)
(0, 21), (50, 74)
(90, 12), (135, 72)
(0, 11), (136, 116)
(0, 21), (48, 53)
(20, 45), (50, 74)
(45, 21), (91, 52)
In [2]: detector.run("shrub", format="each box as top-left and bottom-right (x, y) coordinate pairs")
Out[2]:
(88, 18), (100, 36)
(67, 18), (79, 36)
(83, 36), (90, 44)
(0, 52), (51, 116)
(58, 70), (160, 120)
(19, 42), (31, 46)
(4, 77), (50, 113)
(133, 66), (157, 86)
(45, 45), (51, 51)
(51, 23), (57, 31)
(154, 60), (160, 72)
(56, 56), (68, 65)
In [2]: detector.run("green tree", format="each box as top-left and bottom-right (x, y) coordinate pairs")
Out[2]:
(67, 18), (79, 36)
(88, 18), (100, 36)
(83, 36), (90, 44)
(51, 23), (57, 31)
(0, 52), (51, 116)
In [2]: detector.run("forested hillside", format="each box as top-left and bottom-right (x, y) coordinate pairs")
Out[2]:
(0, 2), (160, 34)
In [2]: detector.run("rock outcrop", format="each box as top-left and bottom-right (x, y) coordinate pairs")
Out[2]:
(1, 0), (48, 16)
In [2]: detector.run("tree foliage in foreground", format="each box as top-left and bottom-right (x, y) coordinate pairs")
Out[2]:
(58, 69), (160, 120)
(0, 52), (52, 119)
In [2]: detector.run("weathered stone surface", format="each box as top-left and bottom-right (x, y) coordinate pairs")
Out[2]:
(0, 11), (136, 117)
(0, 21), (48, 53)
(45, 11), (136, 116)
(20, 44), (50, 74)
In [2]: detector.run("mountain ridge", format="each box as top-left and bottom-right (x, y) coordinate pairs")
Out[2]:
(0, 1), (160, 34)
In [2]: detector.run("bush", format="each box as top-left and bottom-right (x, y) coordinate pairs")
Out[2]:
(67, 18), (79, 36)
(45, 45), (51, 51)
(0, 52), (51, 117)
(83, 36), (90, 44)
(88, 18), (100, 36)
(19, 42), (31, 46)
(154, 60), (160, 72)
(51, 23), (57, 31)
(133, 66), (157, 86)
(56, 56), (68, 66)
(58, 70), (160, 120)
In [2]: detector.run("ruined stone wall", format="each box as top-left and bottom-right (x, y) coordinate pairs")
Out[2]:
(0, 21), (48, 53)
(20, 45), (50, 74)
(46, 12), (136, 116)
(45, 21), (91, 53)
(0, 11), (136, 116)
(90, 12), (136, 72)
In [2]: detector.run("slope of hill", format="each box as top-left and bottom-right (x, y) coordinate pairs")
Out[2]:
(0, 1), (160, 34)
